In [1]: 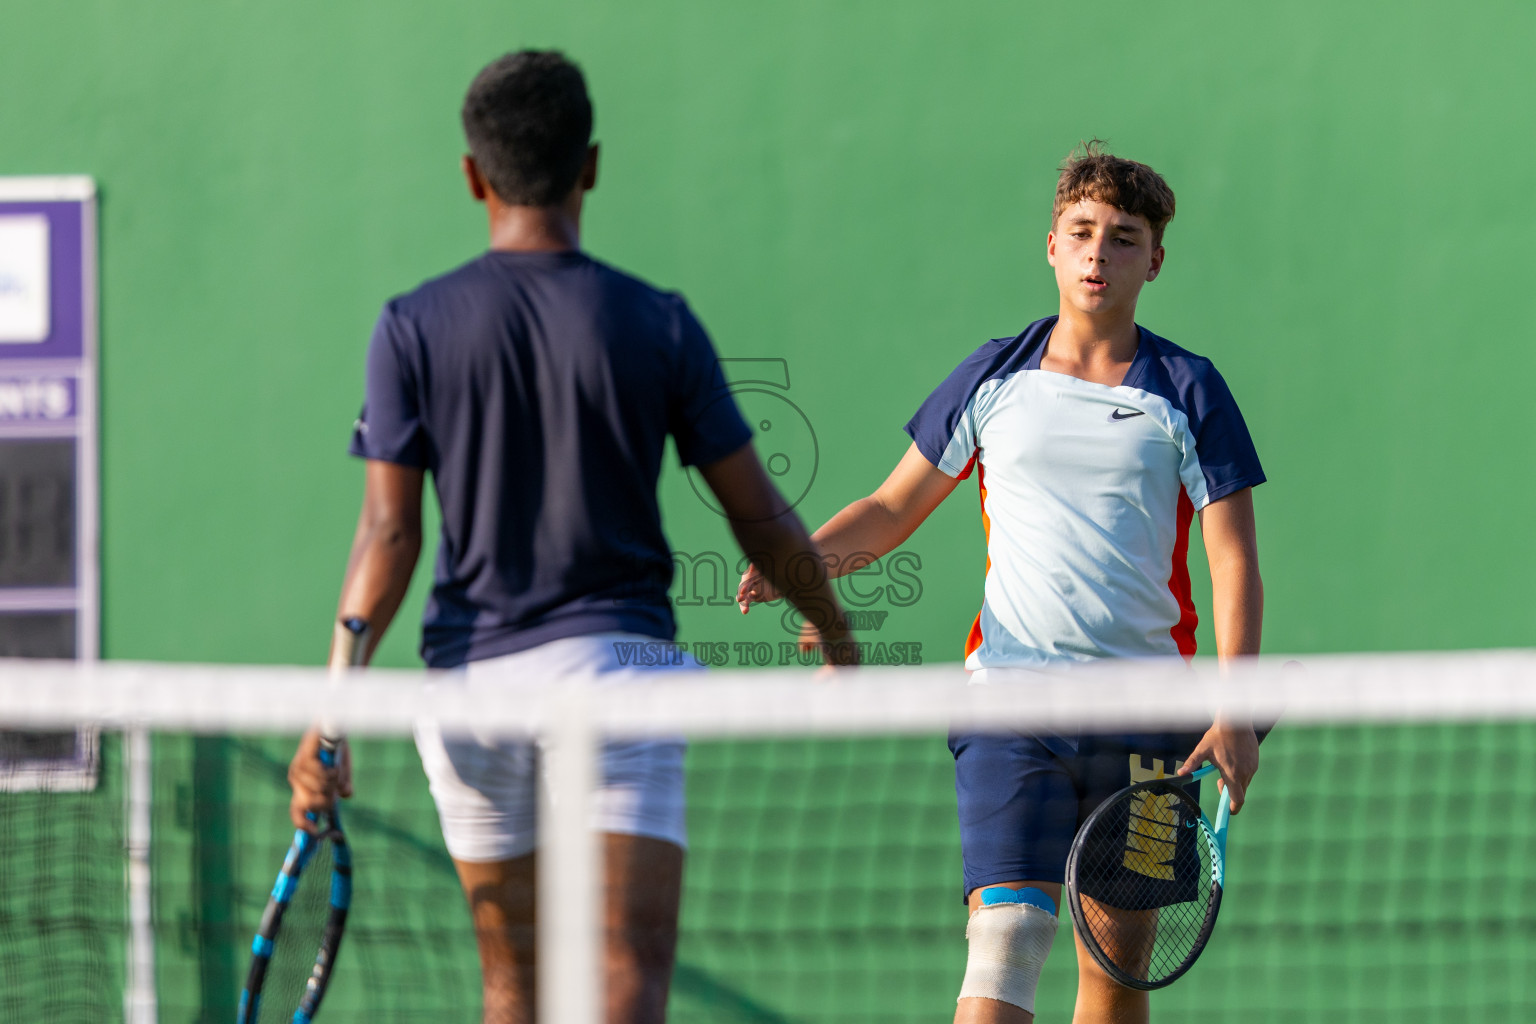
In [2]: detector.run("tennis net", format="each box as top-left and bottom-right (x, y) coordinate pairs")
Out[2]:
(2, 652), (1535, 1023)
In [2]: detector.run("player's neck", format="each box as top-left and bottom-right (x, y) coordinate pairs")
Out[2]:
(1043, 305), (1141, 386)
(485, 196), (584, 253)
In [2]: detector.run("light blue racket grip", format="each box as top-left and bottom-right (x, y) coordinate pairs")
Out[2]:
(1213, 786), (1232, 860)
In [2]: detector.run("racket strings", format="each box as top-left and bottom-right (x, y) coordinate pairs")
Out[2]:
(262, 833), (337, 1018)
(1074, 784), (1220, 985)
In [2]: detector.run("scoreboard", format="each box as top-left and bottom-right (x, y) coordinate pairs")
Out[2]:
(0, 177), (98, 788)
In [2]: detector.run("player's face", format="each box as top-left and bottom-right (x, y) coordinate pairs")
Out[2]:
(1047, 201), (1164, 317)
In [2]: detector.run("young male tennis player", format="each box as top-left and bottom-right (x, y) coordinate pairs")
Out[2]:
(739, 144), (1265, 1023)
(288, 51), (855, 1024)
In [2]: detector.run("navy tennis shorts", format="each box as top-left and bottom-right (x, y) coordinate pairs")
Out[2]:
(948, 728), (1206, 902)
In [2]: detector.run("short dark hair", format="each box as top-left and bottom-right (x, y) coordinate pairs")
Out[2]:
(461, 50), (593, 206)
(1053, 140), (1176, 246)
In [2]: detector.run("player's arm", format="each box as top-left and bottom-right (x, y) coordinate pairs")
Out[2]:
(737, 442), (959, 609)
(696, 442), (859, 664)
(289, 460), (424, 828)
(329, 460), (425, 656)
(1179, 486), (1263, 813)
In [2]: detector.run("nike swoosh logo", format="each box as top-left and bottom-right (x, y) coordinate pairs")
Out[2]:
(1110, 409), (1145, 420)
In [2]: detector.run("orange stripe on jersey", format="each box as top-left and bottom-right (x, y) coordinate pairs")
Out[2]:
(964, 459), (992, 661)
(1167, 487), (1198, 658)
(965, 613), (984, 661)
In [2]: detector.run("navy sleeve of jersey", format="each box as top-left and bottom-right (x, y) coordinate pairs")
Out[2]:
(904, 338), (1019, 480)
(1185, 364), (1265, 505)
(348, 303), (430, 468)
(667, 299), (753, 467)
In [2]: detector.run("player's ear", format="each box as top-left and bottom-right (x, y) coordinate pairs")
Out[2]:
(462, 155), (489, 202)
(1146, 243), (1165, 282)
(1046, 230), (1058, 267)
(580, 143), (599, 192)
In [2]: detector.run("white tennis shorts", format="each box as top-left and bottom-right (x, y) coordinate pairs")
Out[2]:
(414, 631), (695, 863)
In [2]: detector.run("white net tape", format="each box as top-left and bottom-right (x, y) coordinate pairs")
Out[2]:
(4, 650), (1536, 738)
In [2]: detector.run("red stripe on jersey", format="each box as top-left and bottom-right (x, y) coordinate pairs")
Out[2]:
(1168, 487), (1198, 658)
(964, 460), (992, 661)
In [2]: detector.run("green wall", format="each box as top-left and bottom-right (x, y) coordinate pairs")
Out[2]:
(4, 1), (1535, 1021)
(4, 0), (1532, 666)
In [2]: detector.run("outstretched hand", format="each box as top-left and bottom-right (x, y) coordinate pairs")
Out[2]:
(288, 728), (352, 832)
(736, 563), (780, 612)
(738, 566), (858, 668)
(1177, 720), (1259, 814)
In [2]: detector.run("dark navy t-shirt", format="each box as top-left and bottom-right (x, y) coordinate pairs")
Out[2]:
(349, 250), (752, 668)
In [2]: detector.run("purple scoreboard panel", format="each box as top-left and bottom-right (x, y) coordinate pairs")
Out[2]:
(0, 177), (98, 789)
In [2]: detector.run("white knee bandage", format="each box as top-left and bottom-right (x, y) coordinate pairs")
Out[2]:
(957, 896), (1059, 1014)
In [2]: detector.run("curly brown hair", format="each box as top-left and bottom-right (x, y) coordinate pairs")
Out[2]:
(1053, 140), (1176, 247)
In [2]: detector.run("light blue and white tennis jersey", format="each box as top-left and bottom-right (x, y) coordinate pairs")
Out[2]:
(905, 316), (1264, 671)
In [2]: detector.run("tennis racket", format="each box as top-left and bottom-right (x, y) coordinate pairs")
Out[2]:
(1065, 762), (1230, 991)
(237, 617), (368, 1023)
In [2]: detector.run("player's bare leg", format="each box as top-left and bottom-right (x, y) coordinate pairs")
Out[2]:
(455, 854), (538, 1024)
(454, 834), (682, 1024)
(953, 879), (1061, 1024)
(1071, 897), (1153, 1024)
(602, 833), (684, 1024)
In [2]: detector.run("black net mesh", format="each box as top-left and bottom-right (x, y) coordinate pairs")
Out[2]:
(2, 714), (1536, 1021)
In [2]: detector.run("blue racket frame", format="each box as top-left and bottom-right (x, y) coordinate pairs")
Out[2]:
(1188, 763), (1231, 888)
(236, 746), (353, 1024)
(238, 617), (365, 1023)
